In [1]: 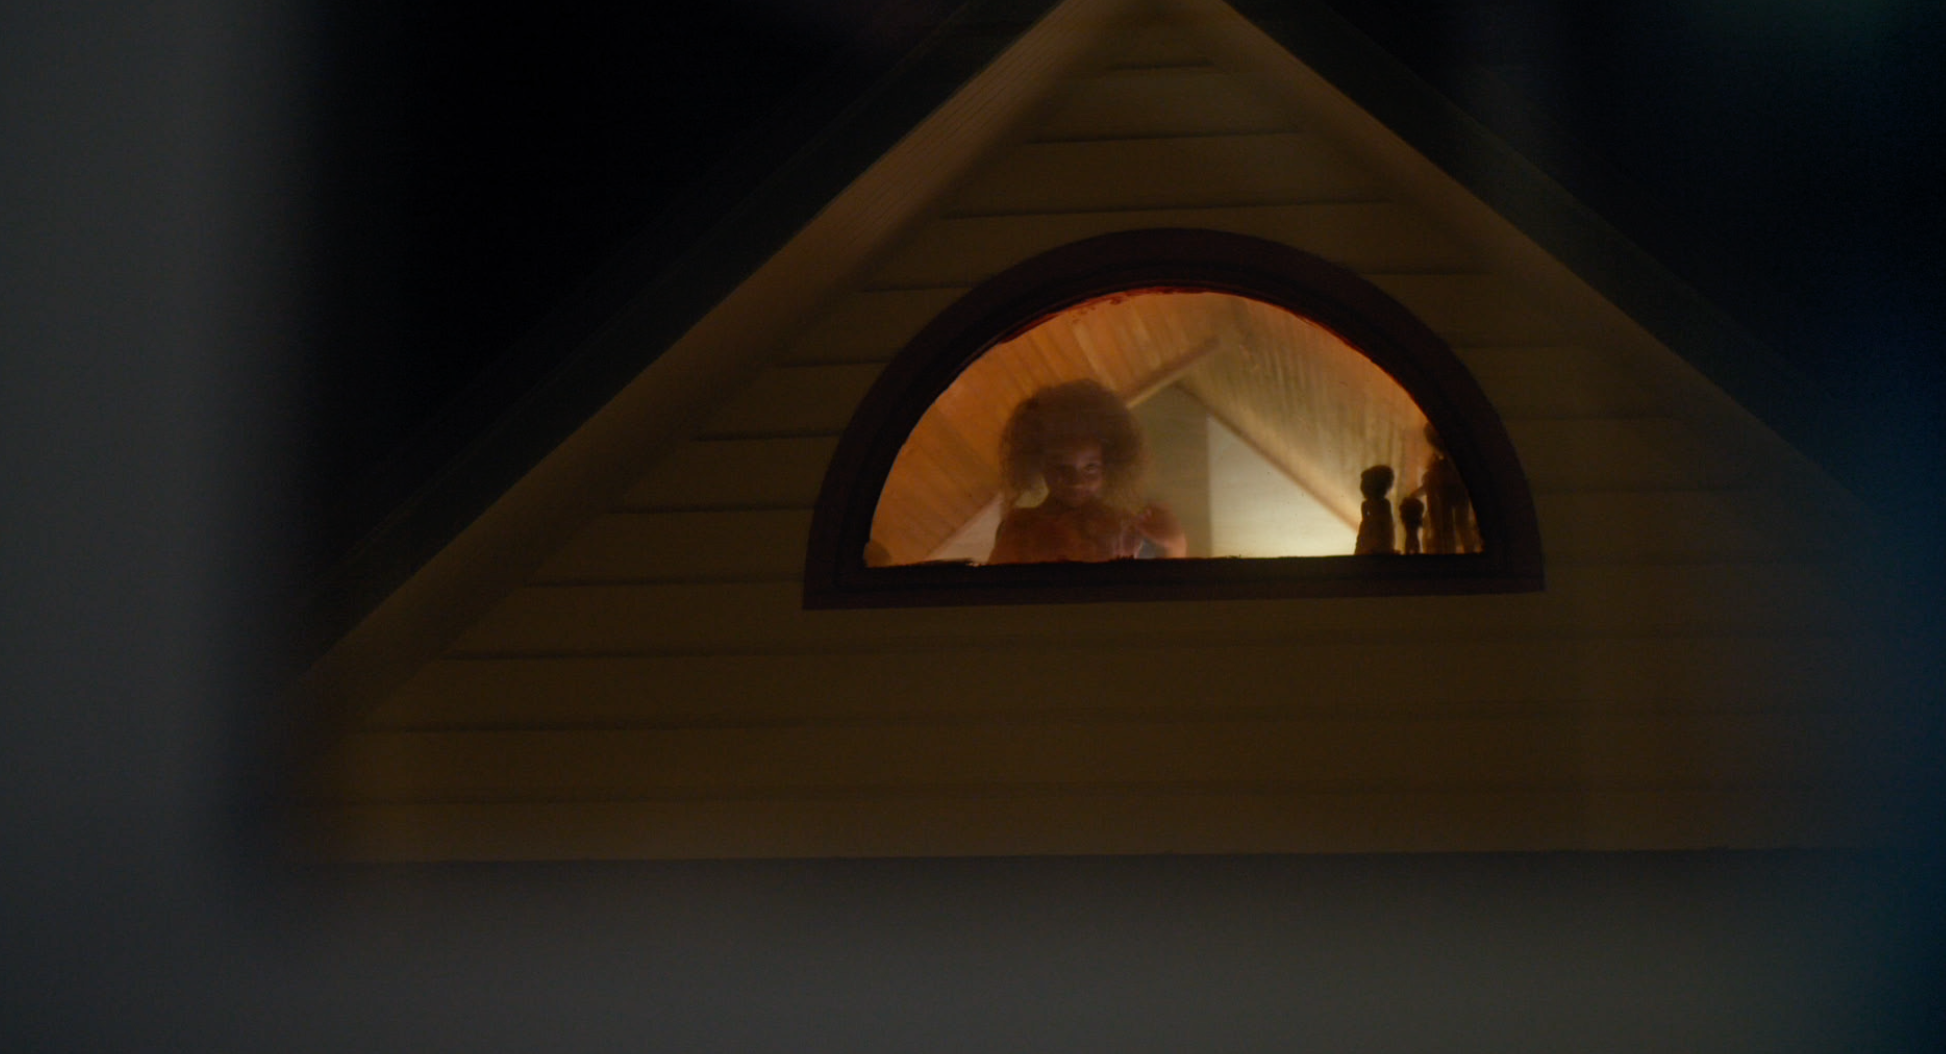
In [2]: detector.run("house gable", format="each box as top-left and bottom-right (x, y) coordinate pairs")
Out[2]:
(300, 0), (1891, 861)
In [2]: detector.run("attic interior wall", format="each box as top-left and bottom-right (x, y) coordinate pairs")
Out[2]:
(309, 0), (1905, 861)
(870, 290), (1428, 565)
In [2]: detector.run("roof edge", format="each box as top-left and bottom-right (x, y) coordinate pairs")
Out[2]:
(288, 0), (1879, 688)
(287, 0), (1065, 677)
(1225, 0), (1834, 481)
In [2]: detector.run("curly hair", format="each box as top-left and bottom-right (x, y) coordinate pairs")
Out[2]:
(998, 379), (1147, 508)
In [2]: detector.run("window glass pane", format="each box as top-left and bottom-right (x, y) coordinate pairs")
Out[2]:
(867, 290), (1478, 566)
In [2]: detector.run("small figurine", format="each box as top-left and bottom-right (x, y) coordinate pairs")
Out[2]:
(987, 379), (1186, 564)
(1411, 425), (1481, 554)
(1353, 464), (1397, 555)
(1398, 496), (1425, 555)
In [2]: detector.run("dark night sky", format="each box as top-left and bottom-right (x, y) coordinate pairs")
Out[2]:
(302, 0), (1943, 569)
(303, 0), (953, 563)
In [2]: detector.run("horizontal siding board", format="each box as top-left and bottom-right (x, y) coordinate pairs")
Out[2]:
(696, 364), (881, 439)
(1365, 273), (1567, 345)
(1032, 67), (1296, 141)
(1091, 18), (1216, 71)
(1534, 490), (1844, 564)
(1457, 345), (1663, 419)
(779, 288), (969, 365)
(864, 203), (1475, 290)
(944, 134), (1380, 215)
(333, 710), (1875, 804)
(369, 635), (1882, 730)
(1507, 417), (1749, 492)
(449, 564), (1865, 656)
(618, 437), (836, 510)
(532, 510), (811, 583)
(310, 783), (1880, 860)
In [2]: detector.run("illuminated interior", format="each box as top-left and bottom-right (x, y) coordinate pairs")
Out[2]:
(869, 289), (1475, 565)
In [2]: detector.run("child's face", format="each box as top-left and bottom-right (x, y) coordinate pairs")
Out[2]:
(1041, 438), (1105, 507)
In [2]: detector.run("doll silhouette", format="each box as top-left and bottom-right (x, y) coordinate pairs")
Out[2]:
(1398, 495), (1425, 555)
(1353, 464), (1398, 555)
(1410, 425), (1481, 554)
(987, 379), (1186, 564)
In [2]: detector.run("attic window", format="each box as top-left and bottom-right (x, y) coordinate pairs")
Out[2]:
(804, 230), (1541, 607)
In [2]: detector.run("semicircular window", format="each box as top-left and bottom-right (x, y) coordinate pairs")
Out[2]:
(876, 288), (1466, 564)
(804, 230), (1541, 607)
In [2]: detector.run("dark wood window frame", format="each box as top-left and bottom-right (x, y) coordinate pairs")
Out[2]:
(803, 228), (1543, 608)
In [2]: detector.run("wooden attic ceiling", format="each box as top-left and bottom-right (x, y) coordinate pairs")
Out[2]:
(871, 290), (1434, 564)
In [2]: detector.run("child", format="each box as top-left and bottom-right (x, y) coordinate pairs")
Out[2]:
(987, 379), (1187, 564)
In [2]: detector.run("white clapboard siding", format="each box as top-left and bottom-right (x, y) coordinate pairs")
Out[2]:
(1090, 14), (1217, 71)
(530, 510), (812, 584)
(1534, 490), (1848, 564)
(862, 203), (1477, 290)
(315, 4), (1893, 861)
(779, 288), (969, 366)
(1508, 417), (1753, 493)
(1364, 273), (1569, 346)
(365, 634), (1881, 731)
(618, 437), (836, 511)
(444, 565), (1866, 658)
(943, 134), (1384, 215)
(331, 710), (1875, 804)
(1456, 345), (1666, 419)
(1029, 66), (1297, 141)
(695, 364), (881, 439)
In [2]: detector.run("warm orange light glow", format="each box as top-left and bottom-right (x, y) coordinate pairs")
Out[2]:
(870, 290), (1468, 565)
